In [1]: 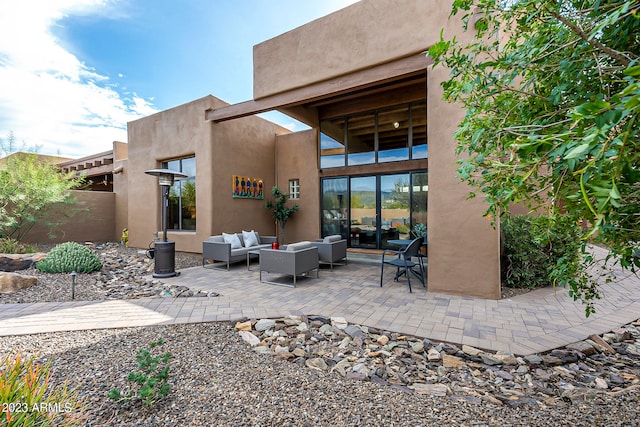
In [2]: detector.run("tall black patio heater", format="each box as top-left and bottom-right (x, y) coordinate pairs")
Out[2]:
(144, 168), (188, 278)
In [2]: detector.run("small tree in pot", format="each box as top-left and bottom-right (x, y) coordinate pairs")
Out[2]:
(265, 186), (299, 244)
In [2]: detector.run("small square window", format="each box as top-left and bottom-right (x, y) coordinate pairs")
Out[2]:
(289, 179), (300, 199)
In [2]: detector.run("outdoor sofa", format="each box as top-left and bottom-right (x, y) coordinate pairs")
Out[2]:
(203, 231), (277, 270)
(259, 241), (319, 287)
(311, 234), (347, 270)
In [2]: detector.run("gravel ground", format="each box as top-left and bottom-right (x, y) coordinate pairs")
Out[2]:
(2, 323), (639, 427)
(2, 242), (637, 426)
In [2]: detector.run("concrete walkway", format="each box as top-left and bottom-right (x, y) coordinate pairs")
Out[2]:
(1, 246), (638, 356)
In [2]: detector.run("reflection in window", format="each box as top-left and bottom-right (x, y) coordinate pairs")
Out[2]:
(321, 177), (347, 239)
(347, 113), (375, 165)
(320, 117), (346, 168)
(411, 171), (428, 232)
(162, 156), (196, 231)
(378, 106), (409, 163)
(319, 101), (426, 168)
(381, 174), (410, 243)
(411, 102), (427, 159)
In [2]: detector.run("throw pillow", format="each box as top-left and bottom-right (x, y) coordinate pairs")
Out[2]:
(242, 230), (259, 248)
(222, 232), (242, 249)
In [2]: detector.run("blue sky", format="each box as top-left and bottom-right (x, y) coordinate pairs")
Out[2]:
(0, 0), (359, 158)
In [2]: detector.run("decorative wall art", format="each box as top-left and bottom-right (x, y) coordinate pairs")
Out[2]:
(232, 175), (264, 199)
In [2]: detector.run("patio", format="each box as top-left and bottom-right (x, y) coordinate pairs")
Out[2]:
(1, 246), (638, 356)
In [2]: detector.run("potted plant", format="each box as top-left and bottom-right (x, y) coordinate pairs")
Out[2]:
(265, 186), (299, 244)
(411, 223), (427, 244)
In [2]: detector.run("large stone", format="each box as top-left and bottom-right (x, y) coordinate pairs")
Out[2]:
(235, 320), (252, 331)
(587, 335), (615, 354)
(427, 348), (441, 361)
(330, 316), (348, 330)
(442, 354), (466, 369)
(255, 318), (276, 332)
(376, 335), (390, 346)
(0, 253), (46, 272)
(0, 272), (37, 293)
(409, 383), (450, 396)
(462, 345), (483, 356)
(481, 353), (504, 366)
(305, 357), (328, 371)
(238, 330), (260, 346)
(565, 341), (597, 356)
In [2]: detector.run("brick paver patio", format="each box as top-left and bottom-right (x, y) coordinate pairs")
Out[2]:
(1, 245), (638, 356)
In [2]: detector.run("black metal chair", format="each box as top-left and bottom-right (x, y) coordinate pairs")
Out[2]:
(380, 237), (425, 293)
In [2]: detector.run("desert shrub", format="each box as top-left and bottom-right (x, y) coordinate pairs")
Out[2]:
(35, 242), (102, 273)
(0, 237), (35, 254)
(108, 339), (172, 407)
(0, 351), (87, 426)
(501, 215), (582, 289)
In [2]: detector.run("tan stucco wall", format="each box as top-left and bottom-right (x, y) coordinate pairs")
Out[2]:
(253, 0), (449, 99)
(209, 116), (289, 240)
(127, 96), (218, 252)
(113, 141), (128, 241)
(426, 18), (501, 299)
(127, 95), (289, 253)
(274, 129), (320, 243)
(113, 158), (128, 241)
(24, 191), (116, 244)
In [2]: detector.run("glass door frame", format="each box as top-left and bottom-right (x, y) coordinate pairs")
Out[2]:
(321, 171), (427, 250)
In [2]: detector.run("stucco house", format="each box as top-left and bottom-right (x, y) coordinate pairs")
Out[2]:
(121, 0), (500, 299)
(31, 0), (501, 300)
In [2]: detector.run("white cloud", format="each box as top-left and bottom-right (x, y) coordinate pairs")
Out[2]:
(0, 0), (157, 158)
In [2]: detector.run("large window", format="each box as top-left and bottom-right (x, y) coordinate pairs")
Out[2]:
(162, 156), (196, 231)
(347, 112), (376, 165)
(321, 171), (427, 249)
(319, 117), (346, 168)
(378, 106), (409, 162)
(320, 100), (426, 168)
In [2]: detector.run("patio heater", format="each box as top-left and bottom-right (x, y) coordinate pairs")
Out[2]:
(144, 168), (188, 278)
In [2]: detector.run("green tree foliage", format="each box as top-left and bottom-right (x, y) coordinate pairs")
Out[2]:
(502, 215), (582, 289)
(428, 1), (639, 315)
(0, 133), (84, 241)
(265, 186), (299, 244)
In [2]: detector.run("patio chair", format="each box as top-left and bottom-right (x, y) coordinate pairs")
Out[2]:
(380, 236), (424, 293)
(311, 235), (347, 270)
(259, 242), (319, 287)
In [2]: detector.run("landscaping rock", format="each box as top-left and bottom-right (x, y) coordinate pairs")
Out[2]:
(0, 272), (37, 292)
(0, 253), (46, 272)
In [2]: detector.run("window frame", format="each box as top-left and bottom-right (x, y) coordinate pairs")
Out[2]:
(161, 156), (196, 231)
(289, 179), (300, 200)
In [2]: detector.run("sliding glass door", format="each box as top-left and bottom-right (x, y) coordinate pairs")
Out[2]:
(321, 171), (427, 250)
(350, 176), (377, 248)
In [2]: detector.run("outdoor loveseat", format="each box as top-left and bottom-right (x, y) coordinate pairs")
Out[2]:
(203, 231), (277, 270)
(259, 241), (319, 287)
(311, 234), (347, 270)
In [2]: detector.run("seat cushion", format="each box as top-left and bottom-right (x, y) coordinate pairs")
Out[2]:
(286, 241), (312, 251)
(242, 230), (259, 248)
(222, 232), (242, 249)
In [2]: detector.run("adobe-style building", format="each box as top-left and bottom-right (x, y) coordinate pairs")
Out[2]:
(21, 0), (498, 299)
(124, 0), (501, 299)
